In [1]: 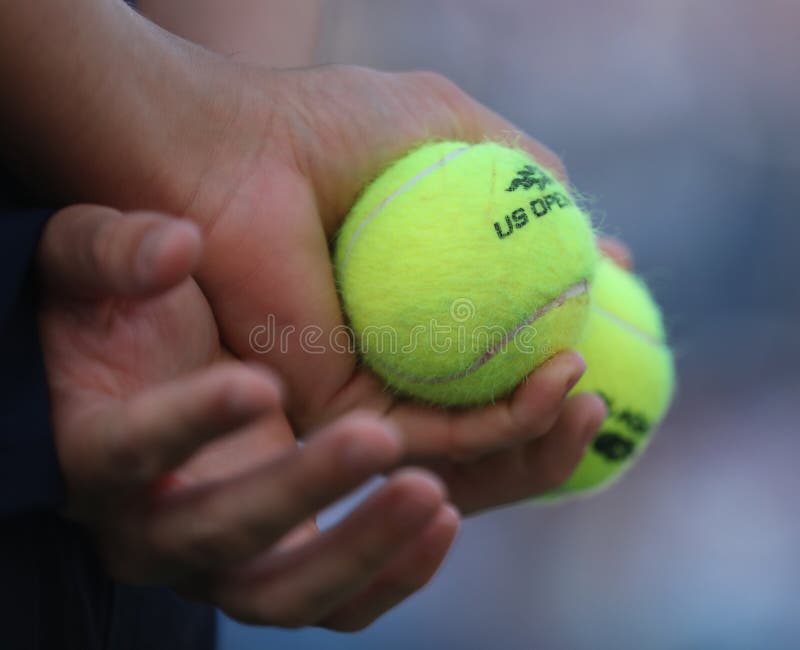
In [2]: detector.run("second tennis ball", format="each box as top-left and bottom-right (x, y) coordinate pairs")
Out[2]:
(547, 257), (676, 498)
(334, 141), (597, 406)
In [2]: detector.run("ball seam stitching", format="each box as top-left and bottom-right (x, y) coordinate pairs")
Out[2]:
(366, 279), (590, 385)
(339, 145), (472, 274)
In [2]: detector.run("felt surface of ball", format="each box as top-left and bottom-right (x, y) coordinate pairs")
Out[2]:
(334, 141), (597, 405)
(548, 257), (676, 498)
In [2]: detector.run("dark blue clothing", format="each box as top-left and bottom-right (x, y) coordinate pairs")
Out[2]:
(1, 513), (216, 650)
(0, 184), (216, 646)
(0, 208), (62, 517)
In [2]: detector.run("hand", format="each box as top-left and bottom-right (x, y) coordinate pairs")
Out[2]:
(38, 205), (459, 629)
(151, 63), (621, 512)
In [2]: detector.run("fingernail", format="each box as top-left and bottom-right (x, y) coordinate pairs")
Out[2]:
(441, 503), (461, 525)
(343, 423), (402, 471)
(580, 414), (602, 447)
(583, 394), (609, 446)
(136, 226), (169, 279)
(563, 352), (587, 395)
(244, 362), (286, 404)
(392, 475), (444, 530)
(226, 377), (279, 415)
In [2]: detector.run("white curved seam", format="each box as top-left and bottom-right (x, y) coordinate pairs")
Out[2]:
(341, 146), (472, 272)
(372, 279), (590, 385)
(592, 305), (664, 348)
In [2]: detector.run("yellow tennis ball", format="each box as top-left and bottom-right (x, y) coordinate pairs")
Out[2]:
(334, 141), (597, 406)
(548, 257), (676, 498)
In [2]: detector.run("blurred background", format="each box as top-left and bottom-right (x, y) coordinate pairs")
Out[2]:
(206, 1), (800, 648)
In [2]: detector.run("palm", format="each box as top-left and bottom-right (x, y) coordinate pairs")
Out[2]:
(42, 281), (217, 402)
(40, 271), (296, 502)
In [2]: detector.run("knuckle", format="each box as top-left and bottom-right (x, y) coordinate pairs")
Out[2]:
(408, 70), (473, 117)
(409, 69), (464, 100)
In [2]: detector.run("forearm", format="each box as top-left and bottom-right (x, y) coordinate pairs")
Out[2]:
(138, 0), (321, 67)
(0, 0), (233, 208)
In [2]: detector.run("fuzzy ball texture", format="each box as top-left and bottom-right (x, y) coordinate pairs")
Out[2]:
(547, 257), (676, 498)
(334, 141), (597, 405)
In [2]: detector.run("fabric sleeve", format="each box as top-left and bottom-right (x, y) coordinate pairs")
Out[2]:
(0, 208), (65, 518)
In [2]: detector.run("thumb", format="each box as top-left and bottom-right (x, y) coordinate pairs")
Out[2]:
(38, 204), (202, 300)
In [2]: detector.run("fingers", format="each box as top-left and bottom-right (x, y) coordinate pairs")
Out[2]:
(320, 503), (459, 632)
(434, 392), (607, 515)
(211, 470), (448, 627)
(38, 204), (202, 300)
(520, 393), (607, 494)
(139, 413), (404, 577)
(89, 363), (284, 488)
(597, 235), (634, 270)
(387, 350), (587, 459)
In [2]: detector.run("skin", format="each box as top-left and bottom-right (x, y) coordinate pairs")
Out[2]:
(137, 0), (322, 67)
(38, 205), (459, 629)
(1, 0), (632, 629)
(1, 0), (609, 505)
